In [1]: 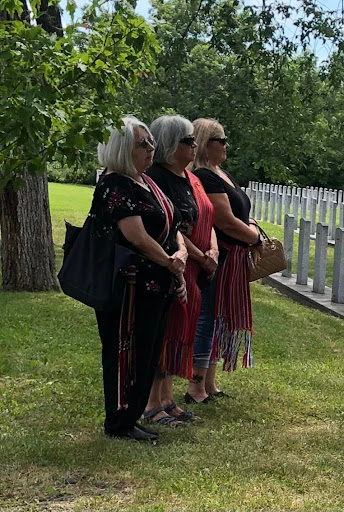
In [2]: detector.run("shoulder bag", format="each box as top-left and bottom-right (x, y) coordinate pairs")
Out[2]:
(58, 216), (136, 311)
(248, 224), (286, 282)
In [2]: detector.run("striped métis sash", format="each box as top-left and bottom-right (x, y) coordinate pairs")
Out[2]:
(159, 171), (215, 379)
(211, 241), (253, 371)
(117, 175), (175, 410)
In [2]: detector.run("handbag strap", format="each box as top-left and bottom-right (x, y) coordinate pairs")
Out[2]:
(250, 221), (272, 243)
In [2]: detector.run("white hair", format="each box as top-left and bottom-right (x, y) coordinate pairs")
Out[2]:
(97, 116), (153, 177)
(150, 115), (194, 165)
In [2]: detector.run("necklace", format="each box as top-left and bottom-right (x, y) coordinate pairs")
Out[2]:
(127, 175), (151, 192)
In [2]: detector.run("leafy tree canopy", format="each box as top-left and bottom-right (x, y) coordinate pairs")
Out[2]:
(119, 0), (344, 187)
(0, 0), (159, 189)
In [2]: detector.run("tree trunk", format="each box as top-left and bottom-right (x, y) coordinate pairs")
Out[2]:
(36, 0), (63, 37)
(0, 0), (62, 292)
(0, 171), (58, 291)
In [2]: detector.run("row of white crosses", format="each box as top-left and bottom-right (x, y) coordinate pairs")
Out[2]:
(243, 182), (344, 304)
(246, 182), (344, 240)
(283, 215), (344, 303)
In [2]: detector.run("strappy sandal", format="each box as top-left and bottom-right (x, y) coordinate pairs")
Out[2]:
(164, 402), (197, 422)
(143, 406), (184, 427)
(184, 392), (213, 404)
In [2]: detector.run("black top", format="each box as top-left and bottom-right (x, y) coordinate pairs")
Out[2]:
(90, 172), (181, 257)
(147, 163), (198, 237)
(193, 167), (251, 247)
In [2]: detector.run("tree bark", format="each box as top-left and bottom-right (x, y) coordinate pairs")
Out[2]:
(0, 0), (62, 292)
(0, 171), (58, 291)
(36, 0), (63, 37)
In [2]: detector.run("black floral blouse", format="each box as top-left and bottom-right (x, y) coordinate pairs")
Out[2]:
(90, 172), (182, 295)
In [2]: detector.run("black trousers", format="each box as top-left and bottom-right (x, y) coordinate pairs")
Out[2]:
(95, 282), (171, 433)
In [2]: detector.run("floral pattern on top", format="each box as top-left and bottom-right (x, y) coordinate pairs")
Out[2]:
(145, 280), (161, 294)
(107, 190), (138, 213)
(90, 172), (181, 257)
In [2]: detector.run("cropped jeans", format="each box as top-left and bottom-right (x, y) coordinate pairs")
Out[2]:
(192, 267), (220, 369)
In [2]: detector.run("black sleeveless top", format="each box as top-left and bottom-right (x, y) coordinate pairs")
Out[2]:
(193, 167), (251, 247)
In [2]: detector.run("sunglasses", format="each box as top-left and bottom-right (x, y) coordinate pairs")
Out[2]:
(138, 137), (155, 149)
(179, 135), (196, 146)
(209, 137), (228, 146)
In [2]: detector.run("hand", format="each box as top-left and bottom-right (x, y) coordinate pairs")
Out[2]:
(250, 245), (263, 266)
(205, 247), (218, 263)
(200, 248), (218, 276)
(175, 273), (187, 304)
(172, 247), (188, 265)
(168, 256), (185, 276)
(249, 223), (259, 237)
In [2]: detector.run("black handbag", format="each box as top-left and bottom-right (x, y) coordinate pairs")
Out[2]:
(58, 216), (136, 311)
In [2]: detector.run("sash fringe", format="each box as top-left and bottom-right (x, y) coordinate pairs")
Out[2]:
(159, 337), (193, 380)
(211, 243), (254, 372)
(118, 279), (136, 410)
(214, 316), (253, 372)
(158, 171), (215, 379)
(117, 178), (175, 410)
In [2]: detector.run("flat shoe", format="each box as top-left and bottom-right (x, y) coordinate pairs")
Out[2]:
(135, 422), (159, 436)
(184, 392), (213, 404)
(105, 426), (157, 441)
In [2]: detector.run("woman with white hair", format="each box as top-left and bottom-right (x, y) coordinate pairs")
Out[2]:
(144, 115), (218, 425)
(91, 116), (187, 441)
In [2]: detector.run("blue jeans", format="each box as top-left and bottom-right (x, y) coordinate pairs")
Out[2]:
(192, 268), (219, 369)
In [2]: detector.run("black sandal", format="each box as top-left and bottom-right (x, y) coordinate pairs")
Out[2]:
(164, 402), (196, 422)
(184, 392), (213, 404)
(143, 406), (184, 427)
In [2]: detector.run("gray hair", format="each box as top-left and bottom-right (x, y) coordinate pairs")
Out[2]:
(97, 116), (153, 177)
(150, 115), (194, 165)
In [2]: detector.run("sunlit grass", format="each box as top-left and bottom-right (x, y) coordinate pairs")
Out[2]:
(0, 183), (344, 511)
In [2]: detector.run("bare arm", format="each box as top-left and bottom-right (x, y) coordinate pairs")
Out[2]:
(207, 227), (218, 254)
(117, 216), (182, 274)
(182, 234), (205, 264)
(181, 226), (218, 262)
(175, 231), (188, 264)
(207, 193), (260, 245)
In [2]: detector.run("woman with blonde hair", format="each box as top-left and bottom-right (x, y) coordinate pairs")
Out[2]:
(185, 118), (262, 403)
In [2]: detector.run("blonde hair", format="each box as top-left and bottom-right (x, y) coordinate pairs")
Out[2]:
(192, 118), (225, 170)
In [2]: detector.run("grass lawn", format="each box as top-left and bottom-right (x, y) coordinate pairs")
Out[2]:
(1, 182), (344, 512)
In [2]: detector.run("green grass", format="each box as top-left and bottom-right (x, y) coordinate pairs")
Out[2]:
(258, 221), (335, 288)
(1, 183), (344, 511)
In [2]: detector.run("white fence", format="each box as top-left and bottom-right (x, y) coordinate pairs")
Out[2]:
(281, 214), (344, 303)
(247, 180), (344, 306)
(246, 182), (344, 241)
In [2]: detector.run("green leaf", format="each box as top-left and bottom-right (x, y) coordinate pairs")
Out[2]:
(0, 0), (23, 17)
(66, 0), (77, 21)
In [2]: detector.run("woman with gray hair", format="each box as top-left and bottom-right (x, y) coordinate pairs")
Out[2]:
(144, 115), (218, 426)
(91, 116), (187, 441)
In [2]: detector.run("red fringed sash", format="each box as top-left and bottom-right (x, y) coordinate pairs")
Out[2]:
(117, 176), (174, 410)
(211, 241), (253, 372)
(159, 171), (215, 379)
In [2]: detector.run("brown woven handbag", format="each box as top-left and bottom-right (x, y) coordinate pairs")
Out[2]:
(248, 225), (286, 282)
